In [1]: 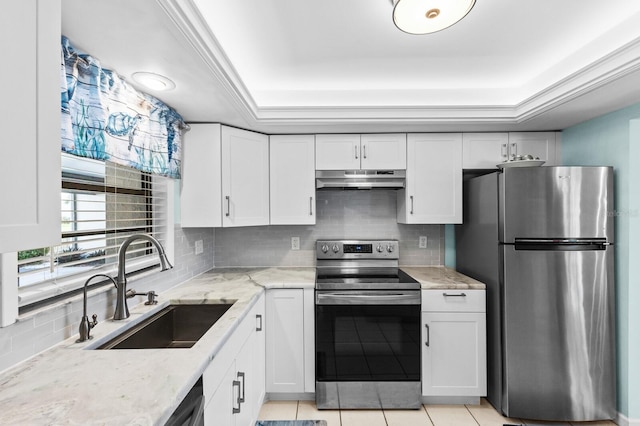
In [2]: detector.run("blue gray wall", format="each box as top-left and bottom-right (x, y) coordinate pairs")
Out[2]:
(562, 102), (640, 420)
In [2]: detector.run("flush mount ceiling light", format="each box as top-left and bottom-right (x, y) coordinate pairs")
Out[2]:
(131, 72), (176, 91)
(391, 0), (476, 35)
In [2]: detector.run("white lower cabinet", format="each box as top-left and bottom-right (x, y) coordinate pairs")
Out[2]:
(265, 288), (315, 394)
(203, 294), (265, 425)
(421, 290), (487, 399)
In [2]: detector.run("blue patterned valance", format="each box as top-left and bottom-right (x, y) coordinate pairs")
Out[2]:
(61, 36), (185, 179)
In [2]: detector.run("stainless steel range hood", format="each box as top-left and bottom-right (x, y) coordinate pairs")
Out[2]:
(316, 170), (406, 189)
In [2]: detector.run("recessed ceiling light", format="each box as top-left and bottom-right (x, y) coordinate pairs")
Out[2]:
(131, 72), (176, 91)
(392, 0), (475, 35)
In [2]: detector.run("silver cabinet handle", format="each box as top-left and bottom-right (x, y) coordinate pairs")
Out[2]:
(410, 195), (414, 215)
(501, 143), (508, 159)
(225, 195), (230, 217)
(425, 323), (430, 347)
(355, 145), (358, 159)
(363, 144), (367, 159)
(256, 314), (263, 331)
(237, 372), (245, 403)
(232, 380), (241, 413)
(310, 196), (313, 216)
(443, 292), (467, 297)
(510, 142), (517, 159)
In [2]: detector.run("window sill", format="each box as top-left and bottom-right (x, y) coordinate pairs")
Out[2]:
(17, 257), (163, 315)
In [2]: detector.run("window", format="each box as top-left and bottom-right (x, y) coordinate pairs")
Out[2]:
(16, 153), (171, 308)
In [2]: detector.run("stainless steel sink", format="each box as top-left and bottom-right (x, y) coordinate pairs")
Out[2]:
(96, 303), (233, 349)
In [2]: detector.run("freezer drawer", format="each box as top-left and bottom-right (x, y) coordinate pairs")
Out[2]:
(501, 245), (616, 421)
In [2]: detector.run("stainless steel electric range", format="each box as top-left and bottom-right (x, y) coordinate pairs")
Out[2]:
(314, 240), (421, 410)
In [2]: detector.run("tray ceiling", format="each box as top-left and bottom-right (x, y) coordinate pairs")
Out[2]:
(62, 0), (640, 133)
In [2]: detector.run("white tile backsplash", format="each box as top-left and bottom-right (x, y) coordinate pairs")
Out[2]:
(214, 190), (444, 267)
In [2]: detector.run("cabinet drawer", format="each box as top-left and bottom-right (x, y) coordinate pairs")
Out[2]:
(421, 289), (485, 312)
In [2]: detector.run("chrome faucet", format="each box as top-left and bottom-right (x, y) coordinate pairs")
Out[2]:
(78, 274), (117, 342)
(113, 234), (173, 320)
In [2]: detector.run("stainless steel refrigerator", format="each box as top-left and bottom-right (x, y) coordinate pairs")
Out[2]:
(456, 166), (616, 421)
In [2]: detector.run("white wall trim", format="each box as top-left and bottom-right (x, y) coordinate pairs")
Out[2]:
(0, 253), (18, 327)
(617, 412), (640, 426)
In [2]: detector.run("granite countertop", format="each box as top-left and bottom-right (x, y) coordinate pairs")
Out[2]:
(0, 266), (480, 425)
(0, 267), (314, 426)
(401, 266), (486, 289)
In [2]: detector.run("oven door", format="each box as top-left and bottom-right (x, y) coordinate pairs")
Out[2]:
(315, 290), (421, 409)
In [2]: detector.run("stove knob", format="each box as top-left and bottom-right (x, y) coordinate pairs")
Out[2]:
(376, 245), (384, 253)
(332, 244), (340, 253)
(321, 244), (329, 253)
(387, 245), (395, 253)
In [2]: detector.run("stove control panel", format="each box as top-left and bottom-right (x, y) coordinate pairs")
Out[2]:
(316, 240), (399, 259)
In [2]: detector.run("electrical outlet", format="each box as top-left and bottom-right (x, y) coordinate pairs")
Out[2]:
(419, 236), (427, 249)
(195, 240), (203, 255)
(291, 237), (300, 250)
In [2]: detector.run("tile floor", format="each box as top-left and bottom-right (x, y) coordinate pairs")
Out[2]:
(257, 399), (618, 426)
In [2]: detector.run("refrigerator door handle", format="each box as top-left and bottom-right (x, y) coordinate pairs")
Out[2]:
(514, 238), (609, 251)
(515, 238), (607, 244)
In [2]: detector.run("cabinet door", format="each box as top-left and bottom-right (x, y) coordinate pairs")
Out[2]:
(508, 132), (558, 165)
(250, 294), (266, 419)
(398, 134), (462, 224)
(266, 289), (305, 393)
(0, 0), (61, 252)
(270, 135), (316, 225)
(204, 359), (237, 426)
(315, 134), (361, 170)
(462, 133), (509, 169)
(302, 288), (316, 393)
(234, 334), (254, 426)
(360, 134), (407, 170)
(181, 124), (223, 227)
(421, 312), (487, 397)
(221, 127), (270, 227)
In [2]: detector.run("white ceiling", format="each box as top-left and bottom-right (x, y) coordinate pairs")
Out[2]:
(62, 0), (640, 134)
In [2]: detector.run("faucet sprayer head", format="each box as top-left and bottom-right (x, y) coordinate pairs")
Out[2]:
(158, 251), (173, 272)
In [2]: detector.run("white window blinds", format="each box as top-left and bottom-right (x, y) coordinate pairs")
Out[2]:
(17, 154), (170, 307)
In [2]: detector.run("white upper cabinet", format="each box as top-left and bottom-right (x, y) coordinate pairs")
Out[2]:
(462, 133), (510, 169)
(462, 132), (559, 169)
(180, 124), (223, 227)
(0, 0), (61, 253)
(360, 134), (407, 170)
(315, 134), (361, 170)
(221, 126), (270, 227)
(315, 134), (406, 170)
(181, 124), (269, 228)
(507, 132), (559, 165)
(270, 135), (316, 225)
(398, 133), (462, 224)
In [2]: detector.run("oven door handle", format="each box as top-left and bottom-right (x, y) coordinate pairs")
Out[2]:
(315, 292), (421, 305)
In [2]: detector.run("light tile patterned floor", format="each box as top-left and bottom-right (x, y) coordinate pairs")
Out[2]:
(257, 399), (618, 426)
